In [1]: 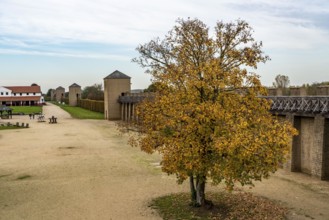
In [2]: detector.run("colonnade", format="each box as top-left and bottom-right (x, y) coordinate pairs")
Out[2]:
(9, 101), (37, 106)
(120, 102), (138, 122)
(118, 92), (154, 122)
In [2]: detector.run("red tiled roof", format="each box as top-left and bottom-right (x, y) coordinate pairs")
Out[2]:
(0, 96), (41, 102)
(4, 86), (41, 93)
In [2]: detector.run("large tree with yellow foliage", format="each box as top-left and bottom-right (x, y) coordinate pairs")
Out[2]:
(129, 18), (297, 207)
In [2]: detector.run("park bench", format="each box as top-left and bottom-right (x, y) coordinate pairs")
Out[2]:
(37, 115), (46, 122)
(1, 115), (10, 119)
(49, 116), (57, 124)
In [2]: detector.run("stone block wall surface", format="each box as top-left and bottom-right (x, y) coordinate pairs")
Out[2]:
(69, 86), (81, 106)
(316, 86), (329, 96)
(300, 117), (314, 175)
(267, 88), (277, 96)
(283, 113), (294, 170)
(55, 88), (65, 102)
(290, 87), (307, 96)
(267, 88), (283, 96)
(267, 86), (328, 96)
(310, 115), (324, 177)
(104, 78), (131, 120)
(322, 119), (329, 180)
(291, 115), (302, 172)
(285, 114), (328, 180)
(290, 88), (300, 96)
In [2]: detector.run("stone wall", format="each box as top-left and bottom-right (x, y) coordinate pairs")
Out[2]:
(285, 113), (329, 180)
(316, 86), (329, 96)
(268, 86), (329, 96)
(323, 119), (329, 179)
(267, 88), (282, 96)
(300, 117), (313, 174)
(290, 87), (307, 96)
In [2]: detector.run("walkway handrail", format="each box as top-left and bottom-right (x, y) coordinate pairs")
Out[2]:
(118, 93), (329, 116)
(262, 96), (329, 115)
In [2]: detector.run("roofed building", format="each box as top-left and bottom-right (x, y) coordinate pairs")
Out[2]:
(0, 84), (44, 106)
(69, 83), (81, 106)
(104, 70), (131, 120)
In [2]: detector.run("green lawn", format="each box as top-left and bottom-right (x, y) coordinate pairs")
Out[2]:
(0, 122), (27, 130)
(56, 104), (104, 119)
(0, 126), (26, 130)
(10, 106), (42, 115)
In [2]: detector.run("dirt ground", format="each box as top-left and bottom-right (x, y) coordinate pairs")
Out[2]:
(0, 103), (329, 220)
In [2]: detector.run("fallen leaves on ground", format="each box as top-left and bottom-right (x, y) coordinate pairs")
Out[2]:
(150, 190), (287, 220)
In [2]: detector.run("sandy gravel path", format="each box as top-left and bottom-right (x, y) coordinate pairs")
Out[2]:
(1, 103), (329, 220)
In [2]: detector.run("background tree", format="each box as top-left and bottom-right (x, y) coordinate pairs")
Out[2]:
(81, 83), (104, 100)
(46, 88), (53, 97)
(273, 74), (290, 88)
(128, 18), (297, 207)
(144, 82), (167, 92)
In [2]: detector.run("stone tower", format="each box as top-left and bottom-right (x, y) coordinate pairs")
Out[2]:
(104, 70), (131, 120)
(55, 86), (65, 102)
(69, 83), (81, 106)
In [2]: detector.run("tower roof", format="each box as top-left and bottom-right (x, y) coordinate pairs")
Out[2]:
(69, 83), (81, 88)
(104, 70), (131, 79)
(56, 86), (65, 90)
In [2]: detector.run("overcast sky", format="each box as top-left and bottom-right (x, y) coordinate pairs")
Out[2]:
(1, 0), (328, 93)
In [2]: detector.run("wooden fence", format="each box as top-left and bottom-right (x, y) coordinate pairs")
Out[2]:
(77, 99), (104, 113)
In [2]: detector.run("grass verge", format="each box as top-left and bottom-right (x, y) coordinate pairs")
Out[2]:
(16, 175), (32, 180)
(0, 174), (11, 178)
(54, 103), (104, 119)
(150, 191), (287, 220)
(0, 126), (25, 130)
(10, 106), (42, 115)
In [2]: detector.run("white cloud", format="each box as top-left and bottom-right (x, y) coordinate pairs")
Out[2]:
(0, 38), (31, 48)
(0, 0), (201, 46)
(0, 48), (130, 60)
(0, 0), (328, 56)
(1, 0), (329, 90)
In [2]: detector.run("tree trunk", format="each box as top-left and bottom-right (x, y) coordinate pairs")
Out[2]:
(195, 176), (206, 206)
(189, 175), (212, 208)
(190, 175), (197, 204)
